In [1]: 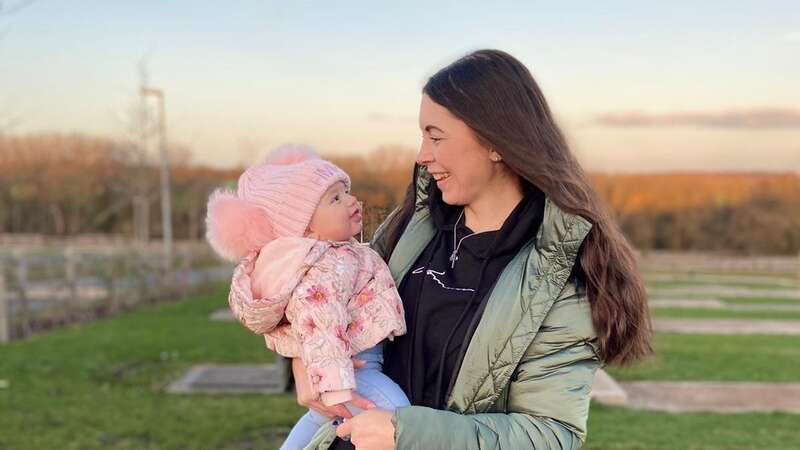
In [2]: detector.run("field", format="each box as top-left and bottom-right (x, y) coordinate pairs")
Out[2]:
(1, 266), (799, 449)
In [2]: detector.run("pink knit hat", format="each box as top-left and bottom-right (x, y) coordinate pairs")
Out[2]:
(205, 144), (351, 262)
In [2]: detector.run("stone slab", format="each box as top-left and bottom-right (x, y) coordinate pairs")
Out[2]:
(210, 309), (234, 321)
(620, 381), (800, 413)
(167, 363), (289, 394)
(654, 318), (800, 335)
(591, 369), (628, 406)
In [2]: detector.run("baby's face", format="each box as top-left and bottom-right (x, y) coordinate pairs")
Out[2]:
(306, 181), (362, 241)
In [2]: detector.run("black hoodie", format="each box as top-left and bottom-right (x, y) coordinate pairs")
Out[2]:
(382, 183), (547, 409)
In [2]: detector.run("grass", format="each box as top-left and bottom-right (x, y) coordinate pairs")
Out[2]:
(720, 296), (800, 305)
(648, 280), (791, 290)
(0, 283), (304, 450)
(585, 404), (800, 450)
(606, 333), (800, 382)
(643, 270), (798, 291)
(2, 283), (798, 449)
(652, 308), (800, 321)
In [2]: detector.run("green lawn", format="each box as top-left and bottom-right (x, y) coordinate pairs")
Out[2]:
(647, 280), (791, 290)
(585, 404), (799, 450)
(720, 296), (800, 305)
(653, 307), (800, 321)
(606, 333), (800, 382)
(0, 284), (304, 450)
(1, 283), (798, 449)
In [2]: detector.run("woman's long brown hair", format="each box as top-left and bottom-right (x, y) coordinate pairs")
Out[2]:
(381, 49), (653, 365)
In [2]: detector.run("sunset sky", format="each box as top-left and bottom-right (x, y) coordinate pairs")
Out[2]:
(1, 1), (798, 172)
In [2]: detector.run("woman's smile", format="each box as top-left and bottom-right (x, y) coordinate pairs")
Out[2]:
(431, 172), (451, 189)
(430, 172), (451, 182)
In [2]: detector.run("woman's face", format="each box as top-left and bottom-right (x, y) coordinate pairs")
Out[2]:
(416, 94), (498, 206)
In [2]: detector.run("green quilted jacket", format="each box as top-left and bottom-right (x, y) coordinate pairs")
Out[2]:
(306, 167), (601, 449)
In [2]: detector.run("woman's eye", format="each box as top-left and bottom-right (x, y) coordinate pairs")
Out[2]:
(430, 137), (442, 143)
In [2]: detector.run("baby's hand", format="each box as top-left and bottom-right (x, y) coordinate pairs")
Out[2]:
(291, 358), (376, 419)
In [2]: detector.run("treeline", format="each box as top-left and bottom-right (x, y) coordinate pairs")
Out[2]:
(0, 133), (415, 241)
(0, 133), (235, 239)
(591, 174), (800, 255)
(1, 132), (798, 254)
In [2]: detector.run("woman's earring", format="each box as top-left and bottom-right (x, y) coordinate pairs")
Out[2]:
(490, 154), (502, 162)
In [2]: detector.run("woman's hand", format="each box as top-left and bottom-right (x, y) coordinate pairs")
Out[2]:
(335, 409), (396, 450)
(291, 358), (375, 419)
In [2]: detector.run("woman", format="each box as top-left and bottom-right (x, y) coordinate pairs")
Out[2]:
(292, 49), (653, 450)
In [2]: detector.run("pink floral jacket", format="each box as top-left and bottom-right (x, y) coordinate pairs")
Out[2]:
(227, 237), (406, 404)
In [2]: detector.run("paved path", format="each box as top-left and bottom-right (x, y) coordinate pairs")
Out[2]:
(649, 298), (800, 312)
(592, 369), (627, 405)
(653, 318), (800, 335)
(649, 299), (726, 309)
(619, 381), (800, 413)
(649, 286), (800, 299)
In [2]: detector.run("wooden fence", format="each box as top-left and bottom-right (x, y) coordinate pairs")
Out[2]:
(0, 241), (231, 342)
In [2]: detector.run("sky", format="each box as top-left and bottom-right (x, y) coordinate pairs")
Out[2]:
(1, 0), (798, 172)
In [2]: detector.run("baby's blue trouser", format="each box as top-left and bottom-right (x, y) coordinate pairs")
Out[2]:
(280, 342), (409, 450)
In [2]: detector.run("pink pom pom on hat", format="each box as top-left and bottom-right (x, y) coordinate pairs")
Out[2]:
(205, 143), (350, 261)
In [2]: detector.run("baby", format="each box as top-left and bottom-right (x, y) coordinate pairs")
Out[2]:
(205, 145), (409, 450)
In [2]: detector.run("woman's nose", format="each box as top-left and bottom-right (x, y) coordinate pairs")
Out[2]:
(416, 141), (434, 165)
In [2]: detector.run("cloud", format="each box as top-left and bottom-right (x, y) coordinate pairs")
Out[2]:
(592, 108), (800, 129)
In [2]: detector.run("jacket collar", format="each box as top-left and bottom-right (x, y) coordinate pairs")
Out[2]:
(387, 165), (592, 413)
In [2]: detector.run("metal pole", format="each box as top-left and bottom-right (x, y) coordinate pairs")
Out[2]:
(140, 87), (173, 271)
(157, 92), (173, 271)
(138, 62), (150, 242)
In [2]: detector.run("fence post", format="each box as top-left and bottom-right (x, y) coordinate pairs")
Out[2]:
(64, 246), (78, 319)
(105, 248), (120, 313)
(178, 244), (190, 298)
(0, 259), (8, 343)
(14, 250), (31, 338)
